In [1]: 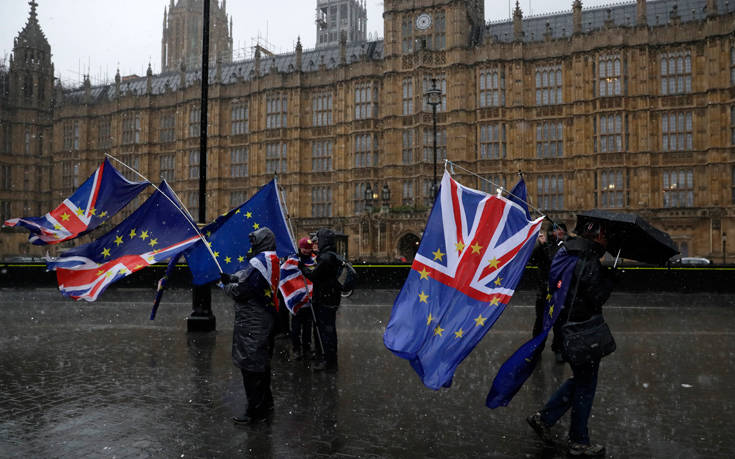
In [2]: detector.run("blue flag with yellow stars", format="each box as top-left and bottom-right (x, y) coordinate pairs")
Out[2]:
(486, 245), (579, 408)
(45, 181), (202, 301)
(383, 171), (544, 390)
(183, 179), (296, 285)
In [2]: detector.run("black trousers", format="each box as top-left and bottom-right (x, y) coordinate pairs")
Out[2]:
(315, 305), (338, 365)
(240, 368), (273, 417)
(290, 308), (313, 352)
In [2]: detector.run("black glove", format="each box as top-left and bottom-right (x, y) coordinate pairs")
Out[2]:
(220, 272), (233, 284)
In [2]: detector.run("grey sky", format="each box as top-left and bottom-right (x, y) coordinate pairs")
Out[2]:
(1, 0), (616, 86)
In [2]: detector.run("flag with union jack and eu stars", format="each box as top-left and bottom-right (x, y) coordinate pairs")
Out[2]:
(278, 254), (315, 314)
(486, 246), (578, 408)
(383, 171), (544, 390)
(3, 158), (149, 245)
(45, 181), (202, 301)
(183, 178), (296, 286)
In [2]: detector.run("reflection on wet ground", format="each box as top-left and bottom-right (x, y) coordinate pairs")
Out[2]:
(1, 288), (733, 457)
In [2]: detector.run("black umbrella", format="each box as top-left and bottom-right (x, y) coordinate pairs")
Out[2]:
(574, 210), (679, 265)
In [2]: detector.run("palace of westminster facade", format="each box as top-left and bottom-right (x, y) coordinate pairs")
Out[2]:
(1, 0), (734, 262)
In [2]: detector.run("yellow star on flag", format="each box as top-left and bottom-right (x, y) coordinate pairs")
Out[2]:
(494, 277), (503, 286)
(471, 242), (483, 254)
(474, 314), (487, 327)
(433, 325), (444, 336)
(546, 293), (553, 301)
(237, 255), (245, 263)
(97, 269), (105, 276)
(426, 313), (434, 325)
(418, 291), (429, 303)
(454, 241), (465, 253)
(418, 268), (430, 280)
(225, 256), (232, 264)
(75, 208), (85, 216)
(134, 264), (144, 270)
(489, 297), (501, 306)
(454, 328), (464, 338)
(129, 229), (137, 239)
(206, 241), (212, 248)
(53, 223), (62, 230)
(119, 267), (128, 275)
(61, 213), (70, 221)
(89, 208), (96, 216)
(105, 271), (113, 278)
(235, 209), (241, 214)
(139, 230), (149, 240)
(488, 257), (500, 269)
(432, 248), (445, 261)
(548, 304), (555, 317)
(101, 248), (111, 258)
(114, 235), (124, 246)
(264, 289), (272, 298)
(149, 239), (158, 247)
(213, 251), (220, 258)
(206, 231), (212, 237)
(245, 211), (252, 218)
(99, 211), (108, 218)
(253, 222), (260, 229)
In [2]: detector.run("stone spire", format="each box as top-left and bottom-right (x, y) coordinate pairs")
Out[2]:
(513, 1), (523, 41)
(295, 36), (303, 71)
(573, 0), (582, 34)
(636, 0), (647, 25)
(146, 62), (153, 93)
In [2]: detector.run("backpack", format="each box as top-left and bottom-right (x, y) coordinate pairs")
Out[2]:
(335, 254), (357, 291)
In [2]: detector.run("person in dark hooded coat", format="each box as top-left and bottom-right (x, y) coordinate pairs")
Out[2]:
(303, 228), (342, 371)
(221, 227), (279, 424)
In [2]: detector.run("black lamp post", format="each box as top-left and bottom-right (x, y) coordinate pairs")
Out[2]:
(188, 0), (215, 332)
(381, 183), (391, 211)
(364, 184), (373, 213)
(425, 78), (442, 198)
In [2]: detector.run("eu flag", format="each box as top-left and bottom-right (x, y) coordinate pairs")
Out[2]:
(486, 245), (578, 408)
(3, 158), (148, 245)
(45, 181), (201, 301)
(383, 171), (543, 390)
(183, 179), (296, 285)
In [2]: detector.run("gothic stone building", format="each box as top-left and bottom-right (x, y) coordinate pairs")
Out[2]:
(1, 0), (735, 263)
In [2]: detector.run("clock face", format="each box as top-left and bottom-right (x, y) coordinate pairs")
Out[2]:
(416, 13), (432, 30)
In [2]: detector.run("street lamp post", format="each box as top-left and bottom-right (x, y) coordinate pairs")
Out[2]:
(381, 183), (391, 212)
(425, 78), (442, 198)
(188, 0), (216, 332)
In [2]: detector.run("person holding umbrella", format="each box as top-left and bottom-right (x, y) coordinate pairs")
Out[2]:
(527, 221), (615, 456)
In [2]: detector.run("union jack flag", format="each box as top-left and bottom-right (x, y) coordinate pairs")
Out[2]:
(249, 251), (281, 311)
(384, 171), (544, 390)
(3, 158), (148, 245)
(46, 181), (202, 301)
(278, 254), (315, 314)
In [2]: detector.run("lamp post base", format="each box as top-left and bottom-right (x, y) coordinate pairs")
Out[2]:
(187, 284), (216, 332)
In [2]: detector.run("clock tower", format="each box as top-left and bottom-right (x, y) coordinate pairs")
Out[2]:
(383, 0), (485, 57)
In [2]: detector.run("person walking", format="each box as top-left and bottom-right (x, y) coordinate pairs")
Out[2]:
(290, 237), (316, 361)
(303, 228), (342, 372)
(221, 227), (280, 424)
(527, 221), (615, 456)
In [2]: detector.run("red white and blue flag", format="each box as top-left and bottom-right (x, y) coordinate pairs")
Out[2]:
(3, 158), (149, 245)
(45, 181), (201, 301)
(383, 171), (544, 390)
(250, 251), (281, 311)
(279, 254), (315, 314)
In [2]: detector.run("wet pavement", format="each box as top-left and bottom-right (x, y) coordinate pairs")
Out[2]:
(1, 287), (734, 458)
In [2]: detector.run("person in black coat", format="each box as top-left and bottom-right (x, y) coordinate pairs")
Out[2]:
(221, 227), (278, 424)
(303, 228), (342, 372)
(527, 221), (616, 456)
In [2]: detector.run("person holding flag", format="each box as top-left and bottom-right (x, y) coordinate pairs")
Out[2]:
(282, 236), (317, 361)
(221, 227), (280, 425)
(525, 221), (615, 457)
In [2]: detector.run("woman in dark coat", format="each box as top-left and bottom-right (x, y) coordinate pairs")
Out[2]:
(221, 227), (279, 424)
